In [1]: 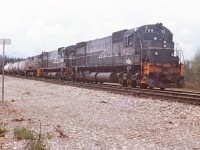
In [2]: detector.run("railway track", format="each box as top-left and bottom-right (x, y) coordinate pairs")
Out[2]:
(7, 75), (200, 105)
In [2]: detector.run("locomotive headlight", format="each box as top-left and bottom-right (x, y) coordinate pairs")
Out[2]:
(154, 37), (157, 40)
(155, 51), (158, 56)
(171, 53), (174, 56)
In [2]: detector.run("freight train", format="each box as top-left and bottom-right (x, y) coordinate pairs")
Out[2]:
(3, 23), (185, 90)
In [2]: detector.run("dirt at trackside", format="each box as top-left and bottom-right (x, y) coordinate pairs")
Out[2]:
(0, 75), (200, 150)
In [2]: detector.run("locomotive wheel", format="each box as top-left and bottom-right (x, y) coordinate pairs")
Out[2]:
(177, 77), (185, 88)
(122, 80), (127, 87)
(140, 83), (147, 89)
(86, 80), (90, 83)
(82, 78), (86, 83)
(75, 77), (80, 82)
(131, 80), (137, 88)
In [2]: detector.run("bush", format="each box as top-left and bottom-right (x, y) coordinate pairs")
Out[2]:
(0, 127), (8, 137)
(185, 49), (200, 90)
(14, 127), (33, 140)
(13, 127), (52, 150)
(29, 140), (45, 150)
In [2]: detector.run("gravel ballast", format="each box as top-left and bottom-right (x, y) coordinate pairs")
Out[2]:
(0, 76), (200, 149)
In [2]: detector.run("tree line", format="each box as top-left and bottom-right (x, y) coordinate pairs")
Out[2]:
(185, 49), (200, 90)
(0, 55), (24, 65)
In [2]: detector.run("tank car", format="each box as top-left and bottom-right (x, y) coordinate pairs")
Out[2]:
(18, 60), (29, 75)
(8, 63), (14, 74)
(4, 63), (10, 74)
(12, 62), (19, 74)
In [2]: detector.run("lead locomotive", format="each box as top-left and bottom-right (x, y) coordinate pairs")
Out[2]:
(4, 23), (185, 90)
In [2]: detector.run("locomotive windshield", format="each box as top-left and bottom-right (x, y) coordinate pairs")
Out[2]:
(143, 49), (175, 64)
(143, 32), (172, 42)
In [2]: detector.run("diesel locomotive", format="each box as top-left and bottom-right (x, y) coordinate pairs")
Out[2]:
(4, 23), (185, 90)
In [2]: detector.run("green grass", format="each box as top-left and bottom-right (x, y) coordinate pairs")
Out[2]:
(0, 127), (8, 137)
(45, 132), (53, 140)
(14, 127), (34, 140)
(29, 140), (45, 150)
(13, 127), (52, 150)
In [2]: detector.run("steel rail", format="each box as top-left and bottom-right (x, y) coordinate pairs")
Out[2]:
(6, 75), (200, 105)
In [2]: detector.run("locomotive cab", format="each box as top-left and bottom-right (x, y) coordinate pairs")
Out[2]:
(138, 23), (185, 89)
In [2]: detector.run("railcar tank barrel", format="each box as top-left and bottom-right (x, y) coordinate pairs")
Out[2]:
(8, 63), (13, 73)
(19, 60), (29, 73)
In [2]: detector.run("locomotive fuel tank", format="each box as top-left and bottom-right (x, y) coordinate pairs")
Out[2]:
(50, 72), (61, 79)
(47, 72), (51, 78)
(87, 72), (98, 82)
(96, 72), (118, 83)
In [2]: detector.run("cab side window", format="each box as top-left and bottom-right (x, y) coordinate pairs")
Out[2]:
(125, 35), (132, 46)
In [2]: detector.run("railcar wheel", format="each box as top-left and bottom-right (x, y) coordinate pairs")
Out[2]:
(160, 88), (165, 90)
(149, 87), (154, 90)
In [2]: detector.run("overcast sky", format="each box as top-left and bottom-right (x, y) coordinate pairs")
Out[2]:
(0, 0), (199, 60)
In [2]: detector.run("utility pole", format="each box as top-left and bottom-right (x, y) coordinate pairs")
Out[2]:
(0, 38), (11, 102)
